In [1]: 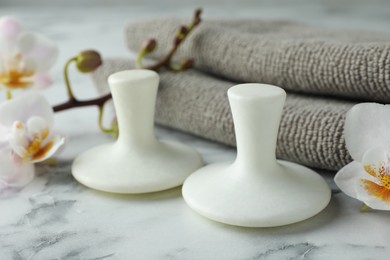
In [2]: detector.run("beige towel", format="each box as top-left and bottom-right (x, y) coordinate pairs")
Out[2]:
(125, 19), (390, 103)
(92, 58), (354, 171)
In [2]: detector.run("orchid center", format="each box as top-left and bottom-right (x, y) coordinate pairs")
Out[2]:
(379, 174), (390, 190)
(10, 116), (54, 161)
(362, 162), (390, 203)
(0, 53), (34, 89)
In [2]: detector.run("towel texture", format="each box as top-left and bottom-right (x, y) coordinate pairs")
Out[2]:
(92, 58), (354, 171)
(125, 19), (390, 103)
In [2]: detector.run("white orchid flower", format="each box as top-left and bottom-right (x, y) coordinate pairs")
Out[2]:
(335, 103), (390, 210)
(0, 149), (35, 190)
(0, 92), (65, 189)
(0, 16), (58, 91)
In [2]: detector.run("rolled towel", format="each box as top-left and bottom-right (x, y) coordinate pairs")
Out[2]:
(125, 18), (390, 103)
(92, 58), (354, 171)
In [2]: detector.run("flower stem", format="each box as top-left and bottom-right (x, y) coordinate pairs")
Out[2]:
(98, 105), (114, 134)
(5, 90), (12, 100)
(52, 8), (202, 136)
(54, 54), (112, 113)
(136, 50), (146, 68)
(64, 57), (77, 100)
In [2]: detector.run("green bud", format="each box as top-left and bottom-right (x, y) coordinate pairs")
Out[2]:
(76, 50), (102, 73)
(180, 58), (194, 70)
(193, 8), (202, 25)
(142, 38), (157, 53)
(195, 8), (202, 18)
(176, 26), (188, 39)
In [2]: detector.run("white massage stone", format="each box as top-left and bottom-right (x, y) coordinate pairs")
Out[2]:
(182, 83), (331, 227)
(72, 70), (203, 194)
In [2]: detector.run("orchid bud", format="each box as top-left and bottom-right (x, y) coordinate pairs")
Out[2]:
(193, 8), (202, 25)
(180, 58), (194, 70)
(76, 50), (102, 73)
(176, 26), (188, 39)
(195, 8), (202, 18)
(193, 17), (201, 26)
(142, 38), (157, 54)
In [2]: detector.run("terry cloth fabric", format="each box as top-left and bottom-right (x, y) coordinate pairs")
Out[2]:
(92, 58), (354, 171)
(125, 18), (390, 103)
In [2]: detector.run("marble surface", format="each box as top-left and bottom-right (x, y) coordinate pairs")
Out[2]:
(0, 1), (390, 259)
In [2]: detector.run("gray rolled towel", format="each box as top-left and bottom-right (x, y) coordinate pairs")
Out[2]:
(92, 58), (354, 171)
(125, 18), (390, 103)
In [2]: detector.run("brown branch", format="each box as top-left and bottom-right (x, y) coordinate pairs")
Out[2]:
(145, 42), (179, 71)
(53, 93), (111, 112)
(52, 8), (202, 116)
(141, 8), (202, 71)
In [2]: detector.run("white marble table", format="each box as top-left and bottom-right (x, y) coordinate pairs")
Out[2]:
(1, 1), (390, 259)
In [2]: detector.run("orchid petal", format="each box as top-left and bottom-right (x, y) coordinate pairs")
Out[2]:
(0, 57), (6, 71)
(0, 16), (23, 53)
(334, 161), (369, 198)
(344, 103), (390, 162)
(361, 146), (389, 168)
(0, 92), (54, 128)
(0, 124), (10, 144)
(31, 134), (65, 163)
(0, 149), (34, 188)
(26, 116), (48, 140)
(355, 179), (390, 210)
(0, 16), (23, 40)
(9, 121), (29, 158)
(9, 145), (27, 159)
(32, 73), (53, 89)
(17, 31), (58, 73)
